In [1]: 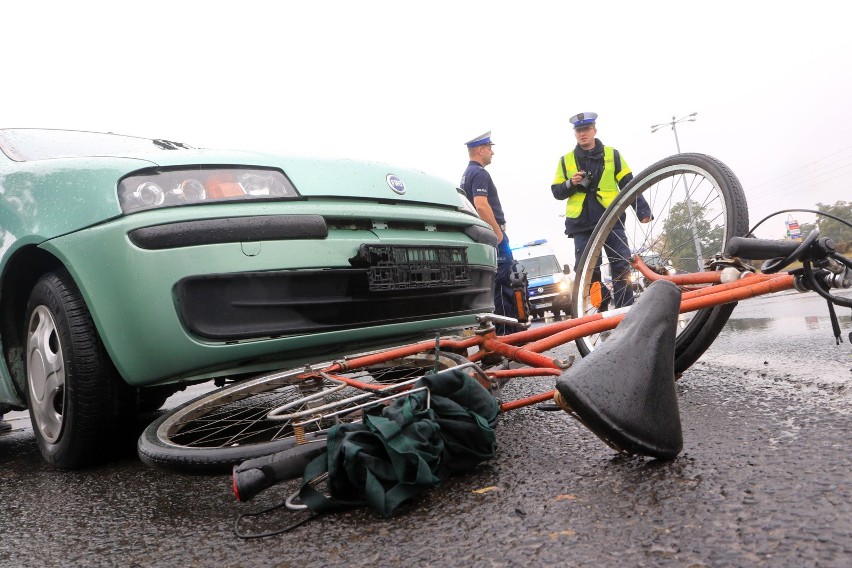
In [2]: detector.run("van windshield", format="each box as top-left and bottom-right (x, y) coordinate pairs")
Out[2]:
(518, 255), (561, 278)
(640, 252), (672, 271)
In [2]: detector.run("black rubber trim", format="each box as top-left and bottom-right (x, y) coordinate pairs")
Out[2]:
(128, 215), (328, 250)
(464, 224), (499, 246)
(176, 267), (494, 340)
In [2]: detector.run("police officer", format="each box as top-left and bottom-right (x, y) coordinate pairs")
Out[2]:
(551, 112), (651, 310)
(461, 131), (519, 333)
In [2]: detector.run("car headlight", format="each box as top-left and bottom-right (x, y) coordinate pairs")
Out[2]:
(118, 167), (300, 213)
(558, 279), (570, 292)
(456, 188), (479, 217)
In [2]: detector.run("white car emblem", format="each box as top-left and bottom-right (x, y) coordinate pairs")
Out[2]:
(386, 174), (405, 195)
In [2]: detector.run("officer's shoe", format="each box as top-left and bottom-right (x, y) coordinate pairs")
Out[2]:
(0, 420), (12, 433)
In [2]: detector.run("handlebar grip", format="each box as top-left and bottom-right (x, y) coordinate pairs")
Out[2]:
(232, 440), (327, 502)
(725, 237), (801, 259)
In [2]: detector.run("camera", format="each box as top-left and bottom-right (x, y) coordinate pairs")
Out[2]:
(576, 170), (593, 191)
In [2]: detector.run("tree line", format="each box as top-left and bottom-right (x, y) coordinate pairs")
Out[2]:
(798, 201), (852, 253)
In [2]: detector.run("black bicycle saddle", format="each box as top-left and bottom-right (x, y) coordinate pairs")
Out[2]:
(555, 279), (683, 459)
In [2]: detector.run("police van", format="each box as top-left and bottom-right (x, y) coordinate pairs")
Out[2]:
(513, 239), (573, 319)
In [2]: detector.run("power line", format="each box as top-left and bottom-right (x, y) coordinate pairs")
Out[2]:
(751, 152), (852, 195)
(749, 160), (852, 201)
(747, 145), (852, 195)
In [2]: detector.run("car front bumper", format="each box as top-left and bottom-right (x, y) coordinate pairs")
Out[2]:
(42, 201), (496, 386)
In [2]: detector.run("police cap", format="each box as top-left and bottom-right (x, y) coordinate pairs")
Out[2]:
(465, 131), (494, 148)
(569, 112), (598, 130)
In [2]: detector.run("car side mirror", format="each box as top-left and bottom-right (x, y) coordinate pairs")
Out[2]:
(563, 264), (571, 275)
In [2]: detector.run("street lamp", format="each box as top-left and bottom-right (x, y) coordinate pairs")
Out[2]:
(651, 112), (697, 153)
(651, 112), (704, 271)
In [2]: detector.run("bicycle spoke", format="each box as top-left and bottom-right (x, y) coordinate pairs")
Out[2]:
(571, 154), (749, 372)
(147, 352), (469, 463)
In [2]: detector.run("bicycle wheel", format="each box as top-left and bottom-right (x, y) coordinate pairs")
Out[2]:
(570, 153), (749, 373)
(138, 350), (471, 472)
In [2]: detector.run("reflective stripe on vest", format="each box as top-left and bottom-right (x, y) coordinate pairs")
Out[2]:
(563, 146), (620, 219)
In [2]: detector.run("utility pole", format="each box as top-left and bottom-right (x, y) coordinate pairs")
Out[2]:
(651, 113), (704, 271)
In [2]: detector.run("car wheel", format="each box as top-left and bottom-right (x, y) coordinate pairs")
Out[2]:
(25, 270), (123, 469)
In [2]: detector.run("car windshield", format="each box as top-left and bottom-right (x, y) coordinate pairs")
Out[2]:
(0, 129), (194, 162)
(518, 255), (561, 278)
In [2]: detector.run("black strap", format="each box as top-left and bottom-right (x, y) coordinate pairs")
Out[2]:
(298, 452), (344, 515)
(560, 155), (568, 180)
(575, 149), (602, 192)
(233, 498), (321, 539)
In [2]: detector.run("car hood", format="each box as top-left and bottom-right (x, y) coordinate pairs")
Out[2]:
(0, 147), (474, 251)
(138, 149), (462, 208)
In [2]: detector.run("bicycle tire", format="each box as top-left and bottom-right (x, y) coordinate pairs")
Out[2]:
(138, 350), (471, 472)
(570, 153), (749, 373)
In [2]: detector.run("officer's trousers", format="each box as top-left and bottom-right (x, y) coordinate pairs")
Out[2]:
(493, 232), (518, 334)
(572, 225), (634, 310)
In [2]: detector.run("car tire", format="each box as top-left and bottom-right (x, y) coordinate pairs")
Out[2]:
(25, 270), (124, 469)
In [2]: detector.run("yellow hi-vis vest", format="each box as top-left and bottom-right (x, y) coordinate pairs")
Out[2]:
(554, 146), (629, 218)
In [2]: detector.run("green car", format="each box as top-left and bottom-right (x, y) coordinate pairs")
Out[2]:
(0, 128), (497, 468)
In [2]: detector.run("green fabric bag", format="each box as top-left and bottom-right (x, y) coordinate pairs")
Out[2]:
(299, 367), (500, 517)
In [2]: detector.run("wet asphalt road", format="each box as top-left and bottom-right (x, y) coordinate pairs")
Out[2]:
(1, 290), (851, 567)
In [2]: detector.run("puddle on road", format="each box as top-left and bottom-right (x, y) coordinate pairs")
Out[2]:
(697, 309), (852, 415)
(724, 314), (852, 335)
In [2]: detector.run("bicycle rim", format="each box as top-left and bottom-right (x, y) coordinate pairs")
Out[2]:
(570, 153), (749, 372)
(138, 351), (470, 472)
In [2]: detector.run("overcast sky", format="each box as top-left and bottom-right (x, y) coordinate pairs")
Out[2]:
(6, 1), (851, 264)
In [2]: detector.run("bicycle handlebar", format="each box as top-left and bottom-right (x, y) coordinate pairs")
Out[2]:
(725, 232), (852, 313)
(232, 440), (327, 502)
(725, 237), (801, 259)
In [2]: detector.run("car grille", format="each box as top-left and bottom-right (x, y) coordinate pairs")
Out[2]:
(357, 244), (471, 291)
(176, 267), (493, 340)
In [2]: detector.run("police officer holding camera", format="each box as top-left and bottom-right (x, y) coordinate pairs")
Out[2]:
(551, 112), (651, 310)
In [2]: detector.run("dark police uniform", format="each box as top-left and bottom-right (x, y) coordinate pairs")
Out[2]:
(461, 131), (519, 333)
